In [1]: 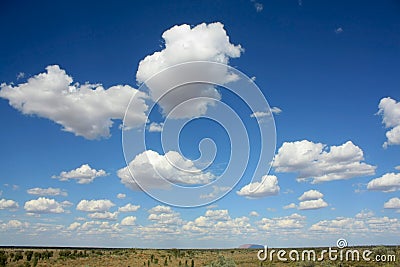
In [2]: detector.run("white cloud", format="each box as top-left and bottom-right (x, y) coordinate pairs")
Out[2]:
(148, 205), (182, 225)
(0, 198), (19, 210)
(148, 205), (173, 214)
(249, 211), (259, 217)
(118, 203), (140, 212)
(53, 164), (108, 184)
(367, 173), (400, 192)
(250, 107), (282, 120)
(298, 198), (328, 210)
(88, 211), (118, 221)
(1, 220), (29, 229)
(16, 72), (25, 80)
(0, 65), (148, 139)
(378, 97), (400, 148)
(121, 216), (137, 226)
(298, 189), (324, 201)
(136, 22), (242, 119)
(396, 166), (400, 171)
(257, 213), (306, 231)
(384, 197), (400, 209)
(273, 140), (376, 183)
(335, 27), (343, 34)
(236, 175), (280, 198)
(27, 187), (67, 196)
(76, 199), (115, 212)
(117, 150), (215, 190)
(200, 186), (231, 199)
(68, 222), (81, 231)
(148, 122), (163, 132)
(24, 197), (65, 214)
(116, 193), (126, 199)
(205, 209), (230, 221)
(251, 1), (263, 12)
(283, 203), (297, 209)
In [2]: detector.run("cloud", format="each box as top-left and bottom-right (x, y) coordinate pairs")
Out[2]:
(254, 2), (263, 12)
(121, 216), (137, 226)
(24, 197), (65, 214)
(148, 122), (163, 132)
(27, 187), (67, 196)
(87, 211), (118, 221)
(200, 186), (231, 199)
(236, 175), (280, 198)
(136, 22), (242, 119)
(257, 213), (306, 231)
(16, 72), (25, 80)
(53, 164), (108, 184)
(0, 198), (19, 210)
(335, 27), (343, 34)
(205, 209), (230, 221)
(117, 150), (215, 190)
(378, 97), (400, 148)
(76, 199), (115, 212)
(148, 205), (182, 225)
(250, 107), (282, 120)
(298, 189), (324, 201)
(396, 166), (400, 171)
(298, 198), (328, 210)
(148, 205), (173, 214)
(283, 203), (297, 209)
(118, 203), (140, 212)
(68, 222), (81, 231)
(116, 193), (126, 199)
(249, 211), (259, 217)
(1, 220), (29, 229)
(367, 173), (400, 192)
(0, 65), (148, 139)
(273, 140), (376, 183)
(384, 197), (400, 209)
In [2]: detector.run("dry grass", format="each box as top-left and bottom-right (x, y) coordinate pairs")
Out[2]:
(0, 246), (398, 267)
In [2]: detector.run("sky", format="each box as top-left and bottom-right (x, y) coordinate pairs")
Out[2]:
(0, 0), (399, 248)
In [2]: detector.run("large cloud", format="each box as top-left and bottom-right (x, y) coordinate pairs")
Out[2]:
(377, 97), (400, 148)
(117, 150), (215, 190)
(0, 199), (19, 210)
(236, 175), (280, 198)
(24, 197), (65, 214)
(136, 22), (242, 119)
(52, 164), (108, 184)
(273, 140), (376, 183)
(367, 173), (400, 192)
(0, 65), (148, 139)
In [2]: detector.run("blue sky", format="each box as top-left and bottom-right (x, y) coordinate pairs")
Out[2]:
(0, 0), (399, 248)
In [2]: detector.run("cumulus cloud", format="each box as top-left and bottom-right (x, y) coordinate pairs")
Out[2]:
(298, 198), (328, 210)
(148, 122), (164, 132)
(0, 198), (19, 210)
(27, 187), (67, 196)
(236, 175), (280, 198)
(283, 203), (297, 209)
(250, 107), (282, 120)
(118, 203), (140, 212)
(68, 222), (81, 231)
(378, 97), (400, 148)
(249, 211), (259, 217)
(257, 213), (306, 231)
(88, 211), (118, 221)
(136, 22), (242, 119)
(0, 65), (148, 139)
(117, 150), (215, 190)
(298, 189), (324, 201)
(121, 216), (137, 226)
(1, 220), (29, 230)
(273, 140), (376, 183)
(24, 197), (65, 214)
(367, 173), (400, 192)
(148, 205), (182, 225)
(76, 199), (115, 212)
(53, 164), (108, 184)
(116, 193), (126, 199)
(384, 197), (400, 209)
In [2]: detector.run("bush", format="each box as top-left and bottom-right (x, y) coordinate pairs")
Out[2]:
(207, 255), (236, 267)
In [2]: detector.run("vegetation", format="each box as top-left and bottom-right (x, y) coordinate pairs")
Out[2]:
(0, 246), (397, 266)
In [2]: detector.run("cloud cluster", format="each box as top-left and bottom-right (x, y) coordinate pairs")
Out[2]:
(27, 187), (67, 196)
(0, 198), (19, 210)
(273, 140), (376, 183)
(24, 197), (65, 214)
(236, 175), (280, 198)
(0, 65), (148, 139)
(76, 199), (115, 212)
(367, 172), (400, 192)
(378, 97), (400, 148)
(53, 164), (108, 184)
(136, 22), (242, 119)
(117, 150), (215, 190)
(283, 189), (328, 210)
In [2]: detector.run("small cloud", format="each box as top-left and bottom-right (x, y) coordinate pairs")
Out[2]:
(249, 211), (259, 217)
(335, 27), (343, 34)
(250, 0), (263, 12)
(16, 72), (25, 80)
(395, 166), (400, 171)
(283, 203), (297, 209)
(148, 122), (164, 132)
(117, 193), (126, 199)
(250, 76), (256, 82)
